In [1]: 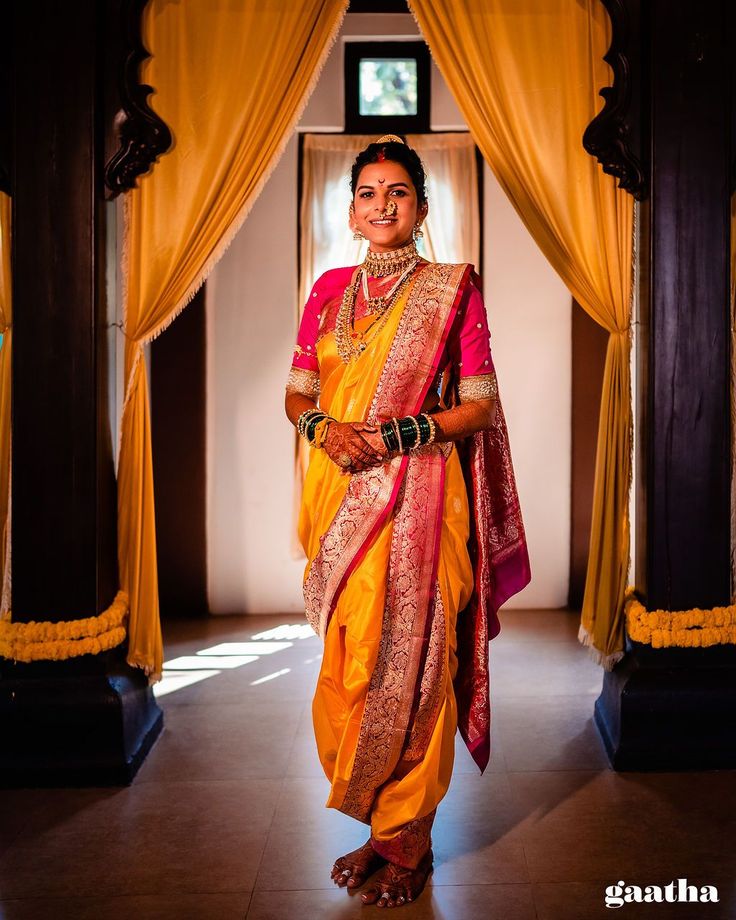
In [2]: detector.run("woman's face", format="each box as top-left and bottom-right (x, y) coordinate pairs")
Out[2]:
(350, 160), (428, 254)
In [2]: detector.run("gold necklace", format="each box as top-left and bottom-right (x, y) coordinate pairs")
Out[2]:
(361, 262), (417, 314)
(362, 240), (419, 277)
(335, 265), (418, 363)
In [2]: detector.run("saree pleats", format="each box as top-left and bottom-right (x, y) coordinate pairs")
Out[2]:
(369, 449), (472, 866)
(312, 438), (472, 867)
(301, 264), (473, 867)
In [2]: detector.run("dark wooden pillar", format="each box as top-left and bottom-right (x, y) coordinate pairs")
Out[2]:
(0, 0), (162, 785)
(592, 0), (736, 769)
(646, 3), (731, 609)
(11, 3), (117, 617)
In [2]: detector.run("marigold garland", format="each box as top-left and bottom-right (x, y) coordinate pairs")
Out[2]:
(625, 587), (736, 649)
(0, 590), (128, 663)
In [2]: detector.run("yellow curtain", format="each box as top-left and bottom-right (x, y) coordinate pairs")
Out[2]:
(0, 193), (11, 612)
(731, 193), (736, 597)
(409, 0), (634, 668)
(120, 0), (348, 679)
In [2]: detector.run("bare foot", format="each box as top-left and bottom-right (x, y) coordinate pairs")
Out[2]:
(331, 840), (386, 889)
(360, 848), (433, 908)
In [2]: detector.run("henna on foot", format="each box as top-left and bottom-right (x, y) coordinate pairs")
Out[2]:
(360, 848), (433, 908)
(331, 840), (386, 890)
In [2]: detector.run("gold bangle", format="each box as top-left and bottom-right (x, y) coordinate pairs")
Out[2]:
(391, 417), (403, 452)
(424, 413), (436, 445)
(297, 408), (322, 438)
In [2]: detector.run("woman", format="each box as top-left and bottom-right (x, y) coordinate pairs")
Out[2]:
(285, 135), (530, 908)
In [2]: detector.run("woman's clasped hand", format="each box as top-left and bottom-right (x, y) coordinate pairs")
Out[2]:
(323, 420), (387, 473)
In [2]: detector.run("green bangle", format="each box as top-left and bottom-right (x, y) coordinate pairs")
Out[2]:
(381, 421), (399, 452)
(421, 413), (437, 445)
(304, 411), (327, 443)
(297, 408), (322, 438)
(417, 414), (431, 444)
(398, 416), (419, 450)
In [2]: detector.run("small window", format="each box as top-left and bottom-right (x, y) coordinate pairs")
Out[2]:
(359, 59), (418, 116)
(345, 41), (430, 134)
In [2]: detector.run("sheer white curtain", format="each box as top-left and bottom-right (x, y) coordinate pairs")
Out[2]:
(411, 132), (479, 267)
(299, 132), (480, 307)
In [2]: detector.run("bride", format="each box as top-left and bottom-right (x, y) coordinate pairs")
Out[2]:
(285, 134), (530, 908)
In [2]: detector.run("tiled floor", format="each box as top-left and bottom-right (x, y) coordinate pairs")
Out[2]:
(1, 610), (735, 920)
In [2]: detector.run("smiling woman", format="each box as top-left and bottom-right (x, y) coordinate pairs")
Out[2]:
(283, 135), (530, 908)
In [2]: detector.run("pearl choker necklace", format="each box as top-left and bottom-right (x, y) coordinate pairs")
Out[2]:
(362, 240), (419, 277)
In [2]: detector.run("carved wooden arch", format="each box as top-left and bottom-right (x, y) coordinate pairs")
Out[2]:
(105, 0), (173, 196)
(583, 0), (647, 200)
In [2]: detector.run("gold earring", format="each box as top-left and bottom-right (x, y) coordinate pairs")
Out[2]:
(349, 206), (364, 240)
(413, 223), (424, 240)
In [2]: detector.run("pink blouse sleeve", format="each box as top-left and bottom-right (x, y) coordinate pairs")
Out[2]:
(291, 279), (322, 372)
(285, 276), (323, 401)
(449, 276), (494, 375)
(447, 274), (498, 402)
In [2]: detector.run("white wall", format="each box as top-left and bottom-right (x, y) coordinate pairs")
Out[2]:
(206, 13), (571, 613)
(483, 167), (571, 608)
(299, 13), (465, 132)
(206, 136), (305, 614)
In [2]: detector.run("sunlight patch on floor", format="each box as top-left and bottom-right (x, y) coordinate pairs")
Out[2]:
(153, 670), (221, 697)
(153, 624), (314, 698)
(196, 641), (293, 656)
(250, 624), (314, 641)
(250, 668), (291, 686)
(164, 654), (259, 670)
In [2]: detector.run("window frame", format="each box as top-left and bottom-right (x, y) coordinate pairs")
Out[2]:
(344, 40), (430, 134)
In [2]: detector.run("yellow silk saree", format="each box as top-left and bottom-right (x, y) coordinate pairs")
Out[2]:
(299, 261), (530, 867)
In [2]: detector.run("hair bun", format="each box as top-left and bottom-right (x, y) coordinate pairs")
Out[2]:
(350, 135), (427, 205)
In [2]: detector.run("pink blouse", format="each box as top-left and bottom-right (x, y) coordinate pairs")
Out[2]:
(290, 265), (496, 400)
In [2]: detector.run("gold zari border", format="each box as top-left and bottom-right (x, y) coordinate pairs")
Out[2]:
(457, 372), (498, 402)
(339, 454), (445, 822)
(286, 366), (320, 399)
